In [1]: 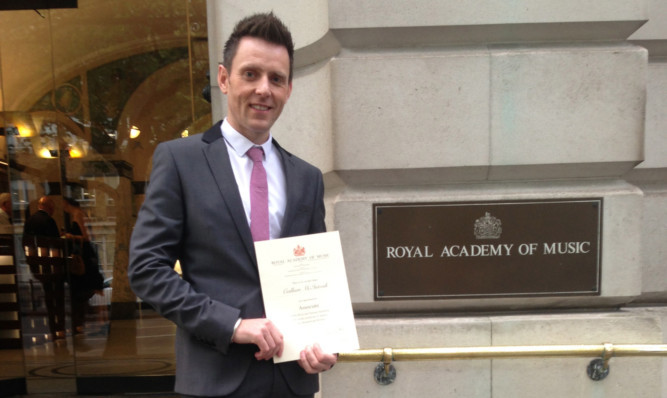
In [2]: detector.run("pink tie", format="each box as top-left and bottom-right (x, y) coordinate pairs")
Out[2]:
(247, 147), (269, 241)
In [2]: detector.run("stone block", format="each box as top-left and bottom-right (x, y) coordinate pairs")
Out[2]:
(637, 62), (667, 170)
(329, 1), (646, 48)
(321, 317), (491, 398)
(629, 0), (667, 40)
(331, 49), (490, 174)
(491, 312), (662, 398)
(322, 312), (663, 397)
(638, 189), (667, 298)
(488, 44), (646, 180)
(329, 0), (645, 30)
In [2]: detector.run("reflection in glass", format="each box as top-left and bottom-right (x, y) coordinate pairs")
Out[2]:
(0, 0), (210, 394)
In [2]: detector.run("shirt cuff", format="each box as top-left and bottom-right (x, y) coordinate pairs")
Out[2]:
(231, 317), (242, 343)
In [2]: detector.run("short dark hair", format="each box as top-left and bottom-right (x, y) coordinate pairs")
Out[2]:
(222, 12), (295, 82)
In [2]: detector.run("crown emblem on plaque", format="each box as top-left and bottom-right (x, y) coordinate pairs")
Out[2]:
(293, 245), (306, 257)
(474, 212), (502, 239)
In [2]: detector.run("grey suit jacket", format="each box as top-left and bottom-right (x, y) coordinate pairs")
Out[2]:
(128, 121), (326, 396)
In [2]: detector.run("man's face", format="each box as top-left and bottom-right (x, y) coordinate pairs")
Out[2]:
(218, 36), (292, 144)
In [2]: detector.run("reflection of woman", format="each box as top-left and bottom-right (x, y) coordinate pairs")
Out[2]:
(63, 197), (104, 334)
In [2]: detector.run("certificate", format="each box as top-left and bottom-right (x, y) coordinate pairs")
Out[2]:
(255, 231), (359, 363)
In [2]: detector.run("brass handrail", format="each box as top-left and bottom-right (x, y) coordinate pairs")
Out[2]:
(337, 343), (667, 384)
(339, 343), (667, 362)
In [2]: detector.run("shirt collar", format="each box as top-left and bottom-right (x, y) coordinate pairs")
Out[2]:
(221, 119), (274, 159)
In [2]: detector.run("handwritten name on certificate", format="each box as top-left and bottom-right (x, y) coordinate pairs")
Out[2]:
(255, 231), (359, 363)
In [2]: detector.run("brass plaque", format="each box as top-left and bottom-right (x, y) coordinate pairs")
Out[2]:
(374, 199), (602, 300)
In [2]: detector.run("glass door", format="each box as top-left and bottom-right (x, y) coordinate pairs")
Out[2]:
(0, 1), (210, 394)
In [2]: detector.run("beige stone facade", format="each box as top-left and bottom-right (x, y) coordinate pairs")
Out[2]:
(208, 1), (667, 396)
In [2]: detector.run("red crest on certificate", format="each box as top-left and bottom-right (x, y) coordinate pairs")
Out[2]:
(293, 245), (306, 257)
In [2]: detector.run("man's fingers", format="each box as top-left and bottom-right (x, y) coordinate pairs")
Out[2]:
(262, 323), (283, 358)
(255, 328), (278, 360)
(298, 344), (338, 374)
(234, 318), (283, 360)
(298, 350), (316, 373)
(254, 330), (273, 360)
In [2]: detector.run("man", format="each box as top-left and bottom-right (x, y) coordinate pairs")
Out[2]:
(0, 192), (11, 225)
(129, 12), (336, 397)
(23, 196), (66, 340)
(0, 192), (12, 234)
(23, 196), (59, 238)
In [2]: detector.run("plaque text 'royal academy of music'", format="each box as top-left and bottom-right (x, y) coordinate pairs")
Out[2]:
(373, 199), (602, 300)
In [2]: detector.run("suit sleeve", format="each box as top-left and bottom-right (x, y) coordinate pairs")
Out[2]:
(128, 143), (240, 354)
(309, 169), (327, 235)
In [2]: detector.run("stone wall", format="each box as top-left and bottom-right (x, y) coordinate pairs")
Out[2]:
(207, 1), (666, 396)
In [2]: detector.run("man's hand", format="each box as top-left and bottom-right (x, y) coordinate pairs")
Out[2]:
(298, 343), (338, 374)
(232, 318), (283, 360)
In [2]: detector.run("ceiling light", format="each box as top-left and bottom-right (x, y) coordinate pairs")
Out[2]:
(130, 125), (141, 139)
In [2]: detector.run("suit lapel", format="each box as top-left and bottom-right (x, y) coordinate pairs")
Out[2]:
(201, 123), (256, 261)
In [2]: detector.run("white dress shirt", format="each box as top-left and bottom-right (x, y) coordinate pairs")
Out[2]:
(221, 119), (287, 240)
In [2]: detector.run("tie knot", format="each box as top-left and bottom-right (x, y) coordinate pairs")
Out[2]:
(247, 146), (264, 162)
